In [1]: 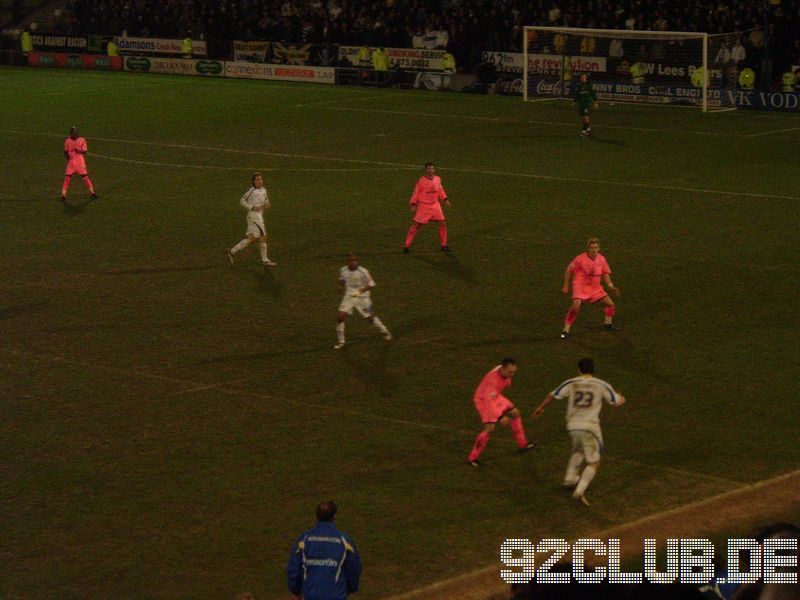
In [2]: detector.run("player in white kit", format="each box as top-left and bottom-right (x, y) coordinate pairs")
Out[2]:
(227, 172), (276, 267)
(533, 357), (626, 506)
(335, 254), (392, 350)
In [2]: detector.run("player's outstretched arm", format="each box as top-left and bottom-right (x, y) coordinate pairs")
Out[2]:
(613, 394), (626, 407)
(533, 394), (555, 418)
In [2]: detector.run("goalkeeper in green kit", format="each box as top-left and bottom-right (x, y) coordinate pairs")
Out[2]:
(574, 73), (598, 137)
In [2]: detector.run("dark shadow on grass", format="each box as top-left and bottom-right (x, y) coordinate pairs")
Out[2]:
(105, 265), (219, 275)
(560, 326), (635, 353)
(0, 299), (50, 320)
(61, 196), (96, 216)
(313, 249), (409, 261)
(456, 333), (559, 348)
(257, 267), (283, 298)
(567, 327), (661, 375)
(588, 135), (626, 146)
(410, 251), (476, 285)
(338, 338), (395, 398)
(43, 320), (197, 333)
(201, 342), (332, 363)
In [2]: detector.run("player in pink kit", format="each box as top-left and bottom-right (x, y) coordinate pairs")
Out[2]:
(403, 162), (451, 253)
(467, 357), (536, 467)
(561, 237), (620, 339)
(61, 127), (97, 202)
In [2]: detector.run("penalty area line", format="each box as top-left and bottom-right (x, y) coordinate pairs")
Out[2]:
(2, 128), (796, 201)
(744, 126), (800, 137)
(0, 345), (740, 489)
(91, 152), (411, 172)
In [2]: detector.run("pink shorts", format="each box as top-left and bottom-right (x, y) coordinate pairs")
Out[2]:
(475, 394), (515, 424)
(573, 288), (608, 304)
(65, 164), (87, 176)
(413, 202), (445, 224)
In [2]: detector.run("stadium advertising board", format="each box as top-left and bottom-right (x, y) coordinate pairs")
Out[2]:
(113, 36), (207, 56)
(224, 61), (335, 84)
(233, 41), (270, 63)
(612, 59), (722, 82)
(124, 57), (224, 76)
(482, 50), (607, 74)
(133, 57), (221, 75)
(733, 90), (800, 111)
(29, 34), (103, 52)
(523, 76), (723, 106)
(28, 51), (122, 70)
(339, 46), (447, 70)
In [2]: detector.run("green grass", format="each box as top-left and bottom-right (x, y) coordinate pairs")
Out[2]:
(1, 66), (799, 599)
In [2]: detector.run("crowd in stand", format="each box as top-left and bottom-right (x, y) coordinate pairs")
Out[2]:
(56, 0), (800, 71)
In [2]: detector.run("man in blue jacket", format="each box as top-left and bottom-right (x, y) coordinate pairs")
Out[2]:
(287, 500), (362, 600)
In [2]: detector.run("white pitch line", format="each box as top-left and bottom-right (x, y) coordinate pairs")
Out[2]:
(168, 382), (232, 396)
(0, 346), (471, 435)
(294, 93), (387, 108)
(744, 126), (800, 137)
(384, 467), (800, 600)
(2, 129), (797, 201)
(91, 152), (411, 172)
(38, 81), (182, 96)
(451, 166), (800, 201)
(0, 129), (421, 169)
(1, 346), (745, 489)
(307, 105), (735, 137)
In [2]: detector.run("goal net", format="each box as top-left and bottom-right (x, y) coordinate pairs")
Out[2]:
(522, 26), (741, 111)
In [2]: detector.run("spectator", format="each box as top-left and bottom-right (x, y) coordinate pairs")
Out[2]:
(287, 501), (362, 600)
(59, 0), (799, 77)
(411, 27), (424, 49)
(435, 26), (449, 49)
(609, 37), (624, 58)
(715, 41), (732, 64)
(731, 36), (747, 64)
(548, 2), (561, 24)
(424, 21), (437, 49)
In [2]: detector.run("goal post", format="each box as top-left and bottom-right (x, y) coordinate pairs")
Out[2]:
(522, 26), (740, 111)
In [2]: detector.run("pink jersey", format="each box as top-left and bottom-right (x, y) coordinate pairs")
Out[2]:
(410, 175), (447, 206)
(473, 366), (512, 403)
(64, 137), (88, 173)
(569, 252), (611, 294)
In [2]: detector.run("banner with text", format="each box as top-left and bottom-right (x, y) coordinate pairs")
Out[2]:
(482, 50), (607, 74)
(522, 76), (722, 105)
(29, 34), (102, 53)
(339, 46), (447, 70)
(735, 90), (800, 111)
(28, 51), (122, 70)
(124, 56), (224, 76)
(224, 61), (335, 84)
(233, 41), (270, 63)
(113, 36), (207, 56)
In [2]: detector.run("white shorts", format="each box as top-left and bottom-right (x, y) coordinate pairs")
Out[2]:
(338, 293), (373, 317)
(247, 218), (266, 238)
(569, 430), (603, 464)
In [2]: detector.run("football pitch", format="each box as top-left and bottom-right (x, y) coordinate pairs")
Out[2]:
(1, 66), (799, 599)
